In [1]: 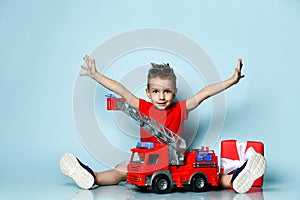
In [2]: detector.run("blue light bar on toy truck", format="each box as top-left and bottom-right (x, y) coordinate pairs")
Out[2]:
(196, 153), (213, 162)
(136, 141), (154, 149)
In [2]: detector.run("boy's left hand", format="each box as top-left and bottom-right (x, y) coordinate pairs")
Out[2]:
(80, 55), (98, 80)
(232, 58), (245, 84)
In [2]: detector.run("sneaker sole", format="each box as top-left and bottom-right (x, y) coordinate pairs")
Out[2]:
(60, 153), (94, 190)
(232, 153), (266, 193)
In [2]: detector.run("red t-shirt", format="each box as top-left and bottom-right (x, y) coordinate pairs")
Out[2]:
(138, 99), (188, 143)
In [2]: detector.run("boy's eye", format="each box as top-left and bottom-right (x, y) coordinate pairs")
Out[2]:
(151, 90), (172, 94)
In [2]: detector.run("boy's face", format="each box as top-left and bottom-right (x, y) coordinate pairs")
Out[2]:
(146, 77), (177, 110)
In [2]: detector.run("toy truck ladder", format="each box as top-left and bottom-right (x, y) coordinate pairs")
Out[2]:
(112, 98), (187, 150)
(106, 95), (187, 164)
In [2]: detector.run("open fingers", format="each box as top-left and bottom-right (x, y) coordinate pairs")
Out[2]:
(91, 59), (96, 74)
(237, 58), (243, 71)
(238, 59), (244, 78)
(81, 65), (88, 71)
(83, 55), (93, 67)
(235, 60), (245, 79)
(80, 65), (88, 76)
(92, 59), (96, 67)
(83, 55), (88, 63)
(82, 55), (97, 76)
(80, 73), (88, 76)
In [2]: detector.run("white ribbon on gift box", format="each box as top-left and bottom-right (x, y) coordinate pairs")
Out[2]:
(220, 141), (257, 174)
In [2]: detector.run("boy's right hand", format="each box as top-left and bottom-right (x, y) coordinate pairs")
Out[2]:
(80, 55), (99, 80)
(231, 58), (245, 84)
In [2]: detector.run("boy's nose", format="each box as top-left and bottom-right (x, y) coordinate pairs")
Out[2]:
(159, 92), (165, 100)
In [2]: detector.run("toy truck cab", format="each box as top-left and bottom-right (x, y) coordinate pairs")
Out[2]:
(126, 142), (170, 192)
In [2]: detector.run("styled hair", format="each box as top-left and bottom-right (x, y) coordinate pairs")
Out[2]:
(147, 63), (177, 89)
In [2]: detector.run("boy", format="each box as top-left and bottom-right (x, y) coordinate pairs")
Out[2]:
(60, 55), (266, 193)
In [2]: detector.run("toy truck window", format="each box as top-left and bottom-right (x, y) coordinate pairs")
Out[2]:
(132, 152), (145, 164)
(147, 154), (159, 165)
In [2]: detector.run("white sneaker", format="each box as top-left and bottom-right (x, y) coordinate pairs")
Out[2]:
(60, 153), (95, 190)
(232, 153), (266, 193)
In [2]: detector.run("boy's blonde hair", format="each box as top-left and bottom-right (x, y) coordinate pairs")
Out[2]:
(147, 63), (177, 89)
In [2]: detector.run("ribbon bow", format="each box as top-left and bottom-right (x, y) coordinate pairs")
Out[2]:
(221, 141), (256, 174)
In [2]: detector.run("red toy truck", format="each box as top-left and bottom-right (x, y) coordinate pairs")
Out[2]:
(126, 143), (219, 193)
(106, 95), (219, 193)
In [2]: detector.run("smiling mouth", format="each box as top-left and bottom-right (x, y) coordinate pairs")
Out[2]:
(157, 102), (167, 106)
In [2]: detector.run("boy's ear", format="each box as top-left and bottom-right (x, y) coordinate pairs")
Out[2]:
(145, 88), (151, 99)
(173, 88), (178, 98)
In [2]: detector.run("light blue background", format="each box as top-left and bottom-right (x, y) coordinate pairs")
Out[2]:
(1, 0), (300, 199)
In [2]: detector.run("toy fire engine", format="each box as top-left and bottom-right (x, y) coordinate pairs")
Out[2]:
(106, 94), (219, 194)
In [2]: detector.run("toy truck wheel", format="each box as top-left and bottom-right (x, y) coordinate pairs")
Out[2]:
(191, 174), (207, 192)
(152, 174), (171, 194)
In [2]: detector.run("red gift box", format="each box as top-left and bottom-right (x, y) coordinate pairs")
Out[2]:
(220, 140), (264, 187)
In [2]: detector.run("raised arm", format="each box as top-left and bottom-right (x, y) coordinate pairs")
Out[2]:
(80, 55), (139, 109)
(186, 59), (244, 112)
